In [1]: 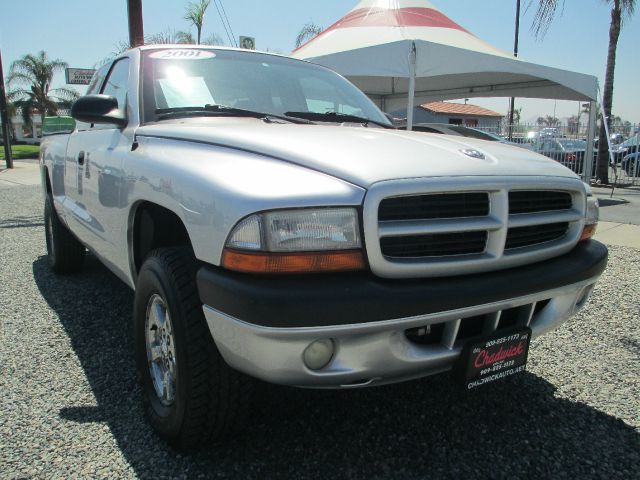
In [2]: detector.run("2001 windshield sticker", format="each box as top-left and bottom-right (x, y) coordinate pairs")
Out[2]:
(150, 50), (216, 60)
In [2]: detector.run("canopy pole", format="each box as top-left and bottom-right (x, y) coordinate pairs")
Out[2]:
(584, 101), (597, 183)
(598, 90), (618, 196)
(406, 42), (417, 131)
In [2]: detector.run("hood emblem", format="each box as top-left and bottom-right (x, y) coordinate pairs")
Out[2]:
(460, 149), (485, 159)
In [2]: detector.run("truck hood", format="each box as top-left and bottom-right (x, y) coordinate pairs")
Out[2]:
(136, 119), (577, 188)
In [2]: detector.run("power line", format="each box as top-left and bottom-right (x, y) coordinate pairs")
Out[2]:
(213, 0), (236, 47)
(218, 0), (237, 47)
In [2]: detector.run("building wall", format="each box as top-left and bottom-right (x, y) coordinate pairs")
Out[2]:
(8, 115), (42, 144)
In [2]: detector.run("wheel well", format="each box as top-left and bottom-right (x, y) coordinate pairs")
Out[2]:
(132, 203), (192, 275)
(44, 167), (52, 195)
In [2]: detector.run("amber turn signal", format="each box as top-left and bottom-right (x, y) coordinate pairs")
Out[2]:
(221, 249), (366, 274)
(579, 224), (597, 242)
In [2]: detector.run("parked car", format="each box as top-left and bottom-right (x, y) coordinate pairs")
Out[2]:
(40, 45), (607, 450)
(613, 135), (640, 164)
(531, 137), (587, 173)
(622, 152), (640, 176)
(408, 123), (524, 146)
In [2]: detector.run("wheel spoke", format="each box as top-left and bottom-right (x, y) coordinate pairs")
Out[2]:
(149, 345), (163, 362)
(145, 293), (178, 407)
(163, 370), (175, 402)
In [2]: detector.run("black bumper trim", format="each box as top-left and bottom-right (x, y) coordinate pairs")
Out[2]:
(197, 240), (608, 329)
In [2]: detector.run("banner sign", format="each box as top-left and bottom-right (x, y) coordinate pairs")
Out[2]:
(65, 68), (96, 85)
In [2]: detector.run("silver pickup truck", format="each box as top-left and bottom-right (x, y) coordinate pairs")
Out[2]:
(40, 45), (607, 450)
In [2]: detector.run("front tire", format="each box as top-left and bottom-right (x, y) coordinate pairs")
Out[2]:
(44, 195), (85, 273)
(134, 248), (251, 451)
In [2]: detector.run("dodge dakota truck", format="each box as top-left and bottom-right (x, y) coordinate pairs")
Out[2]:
(40, 46), (607, 450)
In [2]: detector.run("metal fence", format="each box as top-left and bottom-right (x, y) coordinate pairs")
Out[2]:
(475, 122), (640, 187)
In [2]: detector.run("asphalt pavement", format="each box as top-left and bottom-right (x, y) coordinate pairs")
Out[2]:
(1, 166), (639, 479)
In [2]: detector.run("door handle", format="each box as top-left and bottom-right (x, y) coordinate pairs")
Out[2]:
(77, 151), (85, 165)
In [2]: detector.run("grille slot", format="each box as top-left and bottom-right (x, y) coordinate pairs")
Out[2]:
(505, 222), (569, 250)
(509, 191), (572, 214)
(404, 302), (542, 349)
(379, 192), (489, 221)
(381, 231), (487, 258)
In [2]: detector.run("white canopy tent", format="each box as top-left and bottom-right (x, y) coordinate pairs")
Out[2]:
(291, 0), (600, 178)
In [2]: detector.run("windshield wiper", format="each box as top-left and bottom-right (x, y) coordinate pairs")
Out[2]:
(284, 111), (393, 128)
(155, 105), (313, 124)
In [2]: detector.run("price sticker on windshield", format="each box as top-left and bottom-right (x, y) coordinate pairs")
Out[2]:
(150, 50), (216, 60)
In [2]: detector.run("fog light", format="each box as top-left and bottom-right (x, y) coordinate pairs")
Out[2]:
(303, 339), (334, 370)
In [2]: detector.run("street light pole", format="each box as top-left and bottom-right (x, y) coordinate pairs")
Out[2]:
(127, 0), (145, 48)
(0, 48), (14, 169)
(508, 0), (521, 141)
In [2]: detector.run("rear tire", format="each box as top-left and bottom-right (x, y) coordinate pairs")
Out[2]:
(134, 247), (251, 451)
(44, 195), (85, 273)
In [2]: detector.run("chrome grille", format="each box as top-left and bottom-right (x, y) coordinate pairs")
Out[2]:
(364, 177), (586, 278)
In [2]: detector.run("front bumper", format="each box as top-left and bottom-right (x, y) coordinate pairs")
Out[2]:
(197, 240), (607, 388)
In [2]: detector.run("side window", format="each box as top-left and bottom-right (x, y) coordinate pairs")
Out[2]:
(86, 63), (111, 95)
(101, 58), (131, 112)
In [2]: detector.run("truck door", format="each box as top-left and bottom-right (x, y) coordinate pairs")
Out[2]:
(64, 58), (131, 269)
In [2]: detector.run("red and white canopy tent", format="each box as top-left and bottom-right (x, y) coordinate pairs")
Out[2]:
(291, 0), (599, 140)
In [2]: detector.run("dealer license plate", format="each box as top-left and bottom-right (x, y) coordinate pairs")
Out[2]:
(456, 327), (532, 390)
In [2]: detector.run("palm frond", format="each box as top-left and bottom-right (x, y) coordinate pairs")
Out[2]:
(184, 0), (211, 44)
(184, 0), (211, 26)
(49, 87), (80, 102)
(295, 22), (323, 49)
(528, 0), (565, 39)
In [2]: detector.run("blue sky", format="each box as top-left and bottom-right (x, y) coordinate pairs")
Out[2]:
(1, 0), (638, 123)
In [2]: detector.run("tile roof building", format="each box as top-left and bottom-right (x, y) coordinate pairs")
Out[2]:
(392, 101), (504, 130)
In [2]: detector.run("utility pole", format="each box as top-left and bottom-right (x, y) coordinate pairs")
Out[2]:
(127, 0), (145, 48)
(0, 48), (13, 169)
(508, 0), (521, 141)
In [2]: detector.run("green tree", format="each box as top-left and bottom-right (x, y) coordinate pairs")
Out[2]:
(507, 106), (522, 125)
(544, 115), (560, 127)
(532, 0), (636, 183)
(295, 22), (323, 49)
(7, 51), (78, 133)
(184, 0), (211, 45)
(146, 28), (223, 46)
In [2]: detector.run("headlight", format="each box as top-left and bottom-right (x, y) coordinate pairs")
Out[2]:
(580, 186), (599, 241)
(222, 208), (365, 273)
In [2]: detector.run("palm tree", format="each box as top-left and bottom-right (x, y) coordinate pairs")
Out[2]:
(7, 51), (78, 133)
(184, 0), (211, 45)
(295, 22), (323, 49)
(532, 0), (636, 183)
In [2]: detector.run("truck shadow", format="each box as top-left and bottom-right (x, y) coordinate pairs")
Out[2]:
(33, 256), (639, 479)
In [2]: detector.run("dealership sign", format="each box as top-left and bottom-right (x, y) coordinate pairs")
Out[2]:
(65, 68), (96, 85)
(239, 36), (255, 50)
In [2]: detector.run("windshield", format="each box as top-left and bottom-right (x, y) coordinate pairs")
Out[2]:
(559, 140), (586, 149)
(141, 48), (391, 126)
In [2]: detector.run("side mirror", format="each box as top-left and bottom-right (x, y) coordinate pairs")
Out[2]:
(71, 94), (127, 127)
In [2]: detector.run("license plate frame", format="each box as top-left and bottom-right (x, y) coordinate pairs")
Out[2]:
(455, 327), (532, 390)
